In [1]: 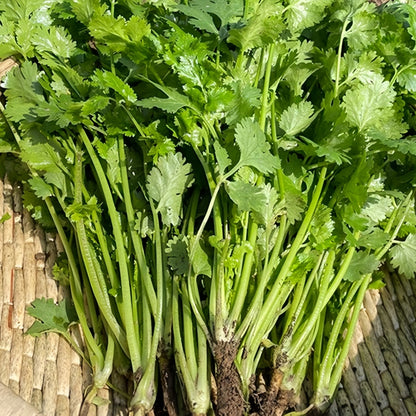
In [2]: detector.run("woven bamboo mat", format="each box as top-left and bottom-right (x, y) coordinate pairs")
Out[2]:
(327, 269), (416, 416)
(1, 177), (416, 415)
(0, 177), (129, 416)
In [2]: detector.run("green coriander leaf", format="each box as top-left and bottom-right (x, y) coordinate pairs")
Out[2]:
(177, 0), (243, 36)
(176, 3), (218, 35)
(288, 250), (319, 283)
(279, 101), (316, 136)
(189, 236), (212, 277)
(88, 14), (150, 57)
(368, 271), (385, 290)
(26, 298), (78, 337)
(235, 118), (278, 174)
(341, 73), (396, 132)
(0, 0), (50, 22)
(148, 139), (176, 163)
(69, 0), (107, 26)
(345, 8), (378, 49)
(285, 0), (334, 33)
(32, 26), (77, 59)
(253, 183), (280, 226)
(137, 82), (192, 113)
(0, 17), (36, 59)
(225, 81), (261, 126)
(3, 61), (46, 123)
(166, 236), (189, 275)
(0, 118), (17, 153)
(166, 235), (211, 276)
(360, 194), (393, 223)
(342, 51), (384, 86)
(93, 70), (137, 103)
(19, 132), (65, 174)
(44, 171), (68, 197)
(94, 137), (122, 195)
(213, 142), (231, 176)
(358, 227), (389, 250)
(283, 189), (307, 224)
(390, 234), (416, 279)
(310, 205), (335, 249)
(397, 65), (416, 93)
(379, 137), (416, 156)
(226, 180), (267, 213)
(228, 0), (285, 50)
(28, 176), (53, 199)
(81, 96), (111, 116)
(21, 186), (55, 229)
(147, 153), (194, 226)
(66, 198), (99, 223)
(344, 251), (380, 282)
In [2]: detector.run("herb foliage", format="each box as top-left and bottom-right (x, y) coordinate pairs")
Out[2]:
(1, 0), (416, 415)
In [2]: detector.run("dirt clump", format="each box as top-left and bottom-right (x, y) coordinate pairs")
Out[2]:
(213, 340), (246, 416)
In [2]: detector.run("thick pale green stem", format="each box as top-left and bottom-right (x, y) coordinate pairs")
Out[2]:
(78, 126), (141, 371)
(118, 135), (157, 314)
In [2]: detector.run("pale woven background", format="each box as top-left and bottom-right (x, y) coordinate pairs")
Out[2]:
(1, 176), (416, 415)
(0, 177), (129, 416)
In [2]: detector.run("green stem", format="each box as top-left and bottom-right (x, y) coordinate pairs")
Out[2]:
(375, 190), (414, 260)
(259, 43), (275, 130)
(44, 197), (104, 366)
(131, 200), (164, 413)
(118, 135), (157, 314)
(314, 280), (361, 400)
(290, 251), (335, 359)
(334, 18), (350, 98)
(327, 274), (372, 397)
(73, 149), (129, 355)
(239, 167), (327, 341)
(78, 126), (141, 371)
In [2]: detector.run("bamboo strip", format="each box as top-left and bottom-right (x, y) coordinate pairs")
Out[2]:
(357, 342), (388, 410)
(382, 348), (410, 399)
(377, 306), (406, 364)
(380, 371), (409, 415)
(340, 364), (366, 416)
(359, 311), (387, 373)
(358, 381), (382, 416)
(363, 290), (383, 338)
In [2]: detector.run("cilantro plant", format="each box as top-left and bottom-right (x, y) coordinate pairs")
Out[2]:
(1, 0), (416, 415)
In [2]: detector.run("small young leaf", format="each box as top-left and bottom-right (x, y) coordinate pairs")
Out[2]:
(279, 101), (316, 136)
(235, 118), (278, 174)
(93, 70), (137, 103)
(390, 234), (416, 279)
(213, 141), (231, 175)
(147, 153), (194, 226)
(26, 298), (78, 337)
(28, 176), (54, 199)
(360, 194), (393, 223)
(226, 180), (268, 213)
(137, 83), (192, 113)
(344, 251), (380, 282)
(166, 236), (189, 275)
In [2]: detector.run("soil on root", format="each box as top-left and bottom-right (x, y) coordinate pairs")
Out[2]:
(249, 367), (296, 416)
(158, 345), (179, 416)
(256, 389), (295, 416)
(213, 340), (246, 416)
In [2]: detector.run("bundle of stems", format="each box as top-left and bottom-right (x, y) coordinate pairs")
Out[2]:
(1, 0), (416, 415)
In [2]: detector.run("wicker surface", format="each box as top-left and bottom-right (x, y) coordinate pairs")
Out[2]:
(0, 177), (129, 416)
(1, 177), (416, 415)
(328, 270), (416, 416)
